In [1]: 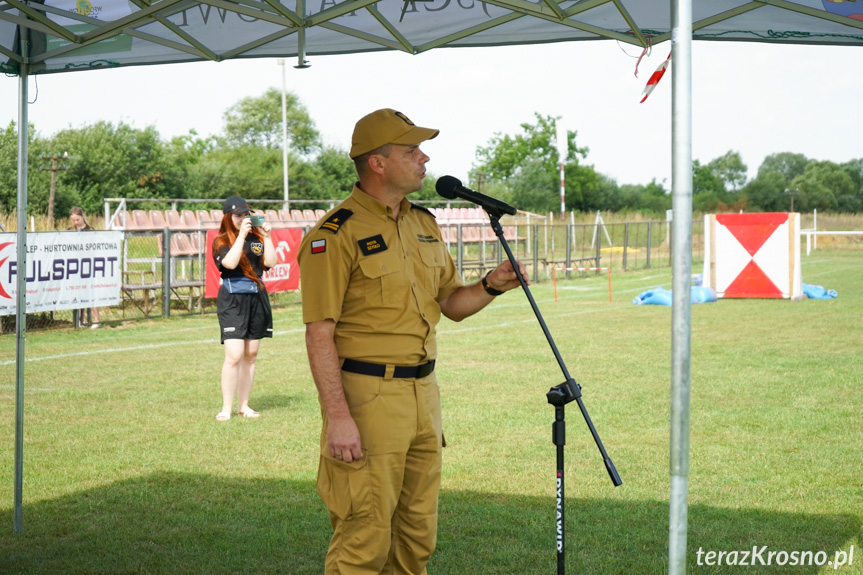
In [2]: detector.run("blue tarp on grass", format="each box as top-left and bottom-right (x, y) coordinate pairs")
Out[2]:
(633, 286), (718, 306)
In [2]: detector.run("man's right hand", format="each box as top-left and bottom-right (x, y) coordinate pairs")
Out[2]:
(327, 414), (364, 463)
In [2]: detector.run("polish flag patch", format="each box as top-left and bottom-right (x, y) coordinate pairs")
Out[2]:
(311, 239), (326, 254)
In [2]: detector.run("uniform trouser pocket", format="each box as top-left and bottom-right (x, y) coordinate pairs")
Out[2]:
(317, 451), (371, 521)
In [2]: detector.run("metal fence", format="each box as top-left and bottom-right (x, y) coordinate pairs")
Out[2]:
(0, 218), (705, 334)
(442, 218), (705, 281)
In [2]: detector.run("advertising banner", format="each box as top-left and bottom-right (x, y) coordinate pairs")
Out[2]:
(204, 228), (302, 298)
(0, 231), (123, 316)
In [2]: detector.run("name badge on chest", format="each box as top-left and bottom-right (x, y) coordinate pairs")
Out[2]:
(358, 234), (388, 256)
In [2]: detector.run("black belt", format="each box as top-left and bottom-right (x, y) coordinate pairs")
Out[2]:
(342, 358), (435, 379)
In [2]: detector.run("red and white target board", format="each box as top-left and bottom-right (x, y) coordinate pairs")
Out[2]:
(703, 213), (802, 300)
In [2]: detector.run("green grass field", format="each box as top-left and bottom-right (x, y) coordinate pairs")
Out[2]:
(1, 250), (861, 574)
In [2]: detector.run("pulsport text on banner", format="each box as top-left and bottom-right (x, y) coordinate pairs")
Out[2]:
(0, 231), (123, 316)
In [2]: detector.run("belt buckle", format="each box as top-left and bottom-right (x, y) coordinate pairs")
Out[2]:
(416, 360), (434, 378)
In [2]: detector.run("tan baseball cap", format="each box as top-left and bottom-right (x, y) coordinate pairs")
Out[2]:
(350, 108), (439, 159)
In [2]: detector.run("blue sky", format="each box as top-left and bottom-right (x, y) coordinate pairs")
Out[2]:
(2, 39), (860, 188)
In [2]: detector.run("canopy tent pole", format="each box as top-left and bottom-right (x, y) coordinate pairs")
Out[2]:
(14, 47), (30, 535)
(669, 0), (693, 573)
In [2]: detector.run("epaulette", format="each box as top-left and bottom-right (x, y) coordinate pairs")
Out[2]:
(411, 204), (435, 218)
(320, 209), (353, 234)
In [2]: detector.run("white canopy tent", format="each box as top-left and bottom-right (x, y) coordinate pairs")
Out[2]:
(4, 1), (862, 572)
(2, 0), (862, 73)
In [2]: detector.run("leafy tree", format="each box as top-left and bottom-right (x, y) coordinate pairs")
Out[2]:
(509, 157), (558, 213)
(757, 152), (809, 182)
(289, 145), (356, 207)
(839, 159), (863, 212)
(692, 159), (731, 212)
(0, 122), (53, 214)
(707, 150), (747, 192)
(48, 121), (176, 214)
(740, 152), (810, 212)
(190, 144), (283, 201)
(741, 170), (788, 212)
(789, 160), (854, 212)
(222, 88), (319, 155)
(591, 174), (627, 213)
(472, 113), (599, 214)
(313, 145), (357, 200)
(620, 179), (670, 213)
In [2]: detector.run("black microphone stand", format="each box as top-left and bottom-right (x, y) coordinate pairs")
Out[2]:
(483, 209), (623, 575)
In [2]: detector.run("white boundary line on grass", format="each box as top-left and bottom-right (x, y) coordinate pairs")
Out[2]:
(2, 277), (660, 366)
(0, 327), (306, 366)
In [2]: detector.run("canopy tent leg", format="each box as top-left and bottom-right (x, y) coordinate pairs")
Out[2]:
(14, 51), (29, 536)
(669, 0), (693, 574)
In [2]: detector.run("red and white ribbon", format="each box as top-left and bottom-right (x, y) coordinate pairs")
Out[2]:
(640, 51), (671, 103)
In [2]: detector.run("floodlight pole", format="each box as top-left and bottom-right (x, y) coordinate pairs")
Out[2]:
(278, 58), (289, 211)
(485, 211), (622, 575)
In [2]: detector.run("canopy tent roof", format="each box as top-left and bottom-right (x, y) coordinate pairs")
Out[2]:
(2, 0), (863, 76)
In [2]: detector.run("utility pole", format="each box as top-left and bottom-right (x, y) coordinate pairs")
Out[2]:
(785, 188), (798, 212)
(41, 152), (68, 229)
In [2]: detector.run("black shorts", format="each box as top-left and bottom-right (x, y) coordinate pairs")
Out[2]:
(217, 285), (273, 343)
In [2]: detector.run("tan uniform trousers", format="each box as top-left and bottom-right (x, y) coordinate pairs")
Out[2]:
(317, 370), (443, 575)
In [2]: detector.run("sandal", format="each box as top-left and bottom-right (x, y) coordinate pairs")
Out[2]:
(216, 411), (231, 422)
(238, 408), (260, 418)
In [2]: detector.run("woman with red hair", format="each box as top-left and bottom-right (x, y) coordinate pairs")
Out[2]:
(212, 196), (276, 422)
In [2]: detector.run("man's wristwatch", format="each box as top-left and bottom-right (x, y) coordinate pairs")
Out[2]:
(482, 271), (505, 296)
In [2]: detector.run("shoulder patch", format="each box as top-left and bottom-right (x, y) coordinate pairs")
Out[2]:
(320, 209), (353, 234)
(411, 203), (435, 218)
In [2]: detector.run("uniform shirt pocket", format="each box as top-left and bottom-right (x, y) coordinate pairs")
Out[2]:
(358, 251), (405, 305)
(418, 244), (447, 296)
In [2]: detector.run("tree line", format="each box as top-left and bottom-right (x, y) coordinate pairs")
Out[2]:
(2, 90), (861, 222)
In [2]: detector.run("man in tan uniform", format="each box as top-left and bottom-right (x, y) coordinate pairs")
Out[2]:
(298, 108), (526, 575)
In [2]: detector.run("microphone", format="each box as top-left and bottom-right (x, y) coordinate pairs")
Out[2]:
(435, 175), (516, 217)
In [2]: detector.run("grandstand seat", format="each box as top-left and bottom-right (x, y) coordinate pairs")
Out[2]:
(210, 209), (224, 224)
(482, 225), (498, 243)
(462, 224), (483, 243)
(466, 208), (485, 222)
(131, 210), (153, 230)
(120, 210), (138, 230)
(149, 210), (167, 229)
(181, 209), (199, 229)
(197, 210), (220, 230)
(263, 209), (287, 229)
(157, 232), (198, 257)
(165, 209), (186, 230)
(315, 209), (326, 220)
(189, 231), (208, 255)
(303, 209), (317, 222)
(278, 209), (292, 222)
(109, 209), (127, 229)
(173, 233), (198, 256)
(439, 224), (456, 245)
(290, 209), (306, 223)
